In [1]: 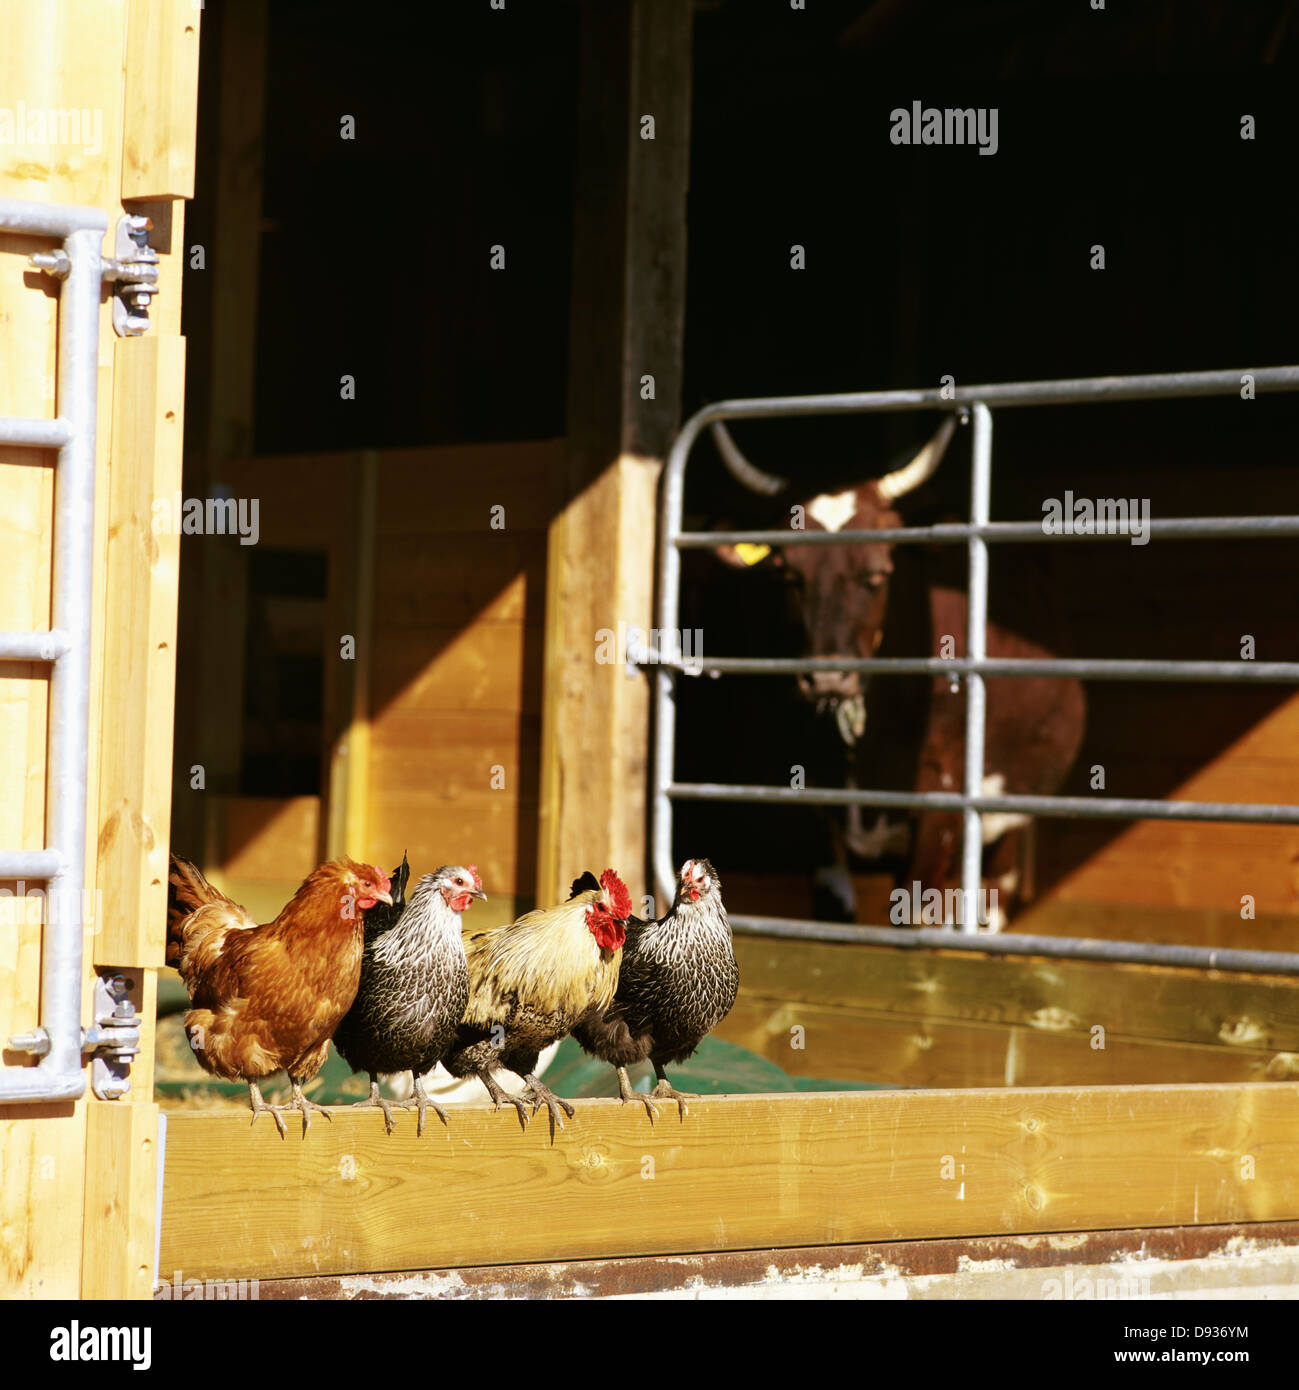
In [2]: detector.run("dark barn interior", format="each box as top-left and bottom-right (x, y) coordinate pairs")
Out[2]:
(173, 0), (1299, 939)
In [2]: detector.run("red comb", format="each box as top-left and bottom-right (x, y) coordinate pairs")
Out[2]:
(467, 864), (482, 890)
(599, 868), (632, 921)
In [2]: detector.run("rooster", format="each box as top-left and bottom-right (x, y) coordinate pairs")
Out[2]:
(166, 854), (392, 1137)
(572, 858), (737, 1123)
(331, 855), (483, 1135)
(441, 868), (631, 1141)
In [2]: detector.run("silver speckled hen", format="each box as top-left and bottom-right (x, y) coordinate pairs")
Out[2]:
(332, 855), (482, 1135)
(571, 858), (737, 1123)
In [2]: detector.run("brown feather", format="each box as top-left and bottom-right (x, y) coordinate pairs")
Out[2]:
(167, 854), (385, 1086)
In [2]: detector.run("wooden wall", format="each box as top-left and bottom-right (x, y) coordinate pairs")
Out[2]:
(193, 441), (557, 925)
(365, 442), (555, 914)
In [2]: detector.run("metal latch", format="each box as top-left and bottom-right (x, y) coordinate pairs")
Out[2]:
(28, 213), (160, 337)
(103, 213), (160, 336)
(81, 973), (141, 1100)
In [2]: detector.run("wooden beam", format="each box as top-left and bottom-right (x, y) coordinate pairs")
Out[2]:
(81, 1102), (160, 1299)
(96, 335), (185, 968)
(160, 1084), (1299, 1281)
(537, 0), (691, 910)
(254, 1220), (1299, 1300)
(123, 0), (201, 199)
(729, 938), (1299, 1051)
(323, 453), (377, 860)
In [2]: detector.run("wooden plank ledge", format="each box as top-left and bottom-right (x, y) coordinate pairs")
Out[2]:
(160, 1085), (1299, 1281)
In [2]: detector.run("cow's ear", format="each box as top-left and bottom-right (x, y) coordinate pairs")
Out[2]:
(716, 542), (778, 569)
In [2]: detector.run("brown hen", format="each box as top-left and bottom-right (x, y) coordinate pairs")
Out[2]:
(166, 854), (392, 1137)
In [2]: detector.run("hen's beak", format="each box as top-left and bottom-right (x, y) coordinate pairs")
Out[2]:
(470, 885), (487, 901)
(375, 888), (393, 906)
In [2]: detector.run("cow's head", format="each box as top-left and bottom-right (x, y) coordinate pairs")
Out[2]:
(714, 415), (956, 737)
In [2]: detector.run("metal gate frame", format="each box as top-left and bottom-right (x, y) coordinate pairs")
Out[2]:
(645, 365), (1299, 976)
(0, 196), (106, 1101)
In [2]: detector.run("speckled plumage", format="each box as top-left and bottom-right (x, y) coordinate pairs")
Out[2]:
(573, 858), (738, 1078)
(332, 864), (472, 1084)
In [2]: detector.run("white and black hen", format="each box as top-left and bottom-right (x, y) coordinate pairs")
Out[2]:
(332, 854), (483, 1135)
(571, 857), (737, 1123)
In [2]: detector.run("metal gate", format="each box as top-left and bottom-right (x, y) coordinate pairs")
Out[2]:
(0, 197), (106, 1101)
(643, 366), (1299, 975)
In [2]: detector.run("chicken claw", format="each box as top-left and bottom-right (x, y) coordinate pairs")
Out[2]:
(247, 1080), (288, 1140)
(649, 1073), (695, 1122)
(351, 1077), (405, 1135)
(616, 1066), (659, 1125)
(480, 1071), (531, 1131)
(398, 1075), (450, 1138)
(521, 1074), (575, 1144)
(287, 1077), (334, 1136)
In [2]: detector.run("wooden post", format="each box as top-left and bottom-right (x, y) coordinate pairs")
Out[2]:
(537, 0), (692, 910)
(323, 451), (378, 861)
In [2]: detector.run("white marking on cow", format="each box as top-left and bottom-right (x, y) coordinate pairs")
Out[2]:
(807, 489), (859, 533)
(845, 811), (910, 860)
(979, 773), (1030, 843)
(813, 864), (856, 917)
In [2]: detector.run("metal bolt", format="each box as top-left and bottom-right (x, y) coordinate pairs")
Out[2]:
(29, 249), (71, 278)
(8, 1028), (51, 1056)
(124, 314), (150, 335)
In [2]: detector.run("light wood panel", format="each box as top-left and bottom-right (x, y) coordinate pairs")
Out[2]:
(729, 938), (1299, 1050)
(716, 936), (1299, 1088)
(81, 1101), (161, 1300)
(123, 0), (201, 199)
(96, 335), (185, 967)
(719, 998), (1284, 1089)
(159, 1084), (1299, 1281)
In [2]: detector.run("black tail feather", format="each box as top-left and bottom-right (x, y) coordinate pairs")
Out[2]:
(567, 870), (601, 900)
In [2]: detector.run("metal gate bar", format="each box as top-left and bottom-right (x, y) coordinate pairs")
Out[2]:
(648, 365), (1299, 973)
(0, 196), (106, 1103)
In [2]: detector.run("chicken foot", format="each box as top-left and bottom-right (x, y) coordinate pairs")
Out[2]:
(397, 1074), (450, 1138)
(478, 1069), (531, 1132)
(350, 1075), (406, 1135)
(616, 1065), (660, 1125)
(649, 1063), (695, 1121)
(286, 1076), (334, 1136)
(246, 1080), (289, 1140)
(520, 1073), (575, 1144)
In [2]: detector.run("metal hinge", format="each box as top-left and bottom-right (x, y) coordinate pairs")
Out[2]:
(81, 973), (141, 1100)
(33, 213), (161, 337)
(103, 214), (160, 337)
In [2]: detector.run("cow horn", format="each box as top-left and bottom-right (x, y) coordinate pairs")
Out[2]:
(876, 415), (957, 501)
(710, 420), (787, 496)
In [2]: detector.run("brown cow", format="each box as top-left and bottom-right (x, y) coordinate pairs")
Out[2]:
(712, 416), (1085, 928)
